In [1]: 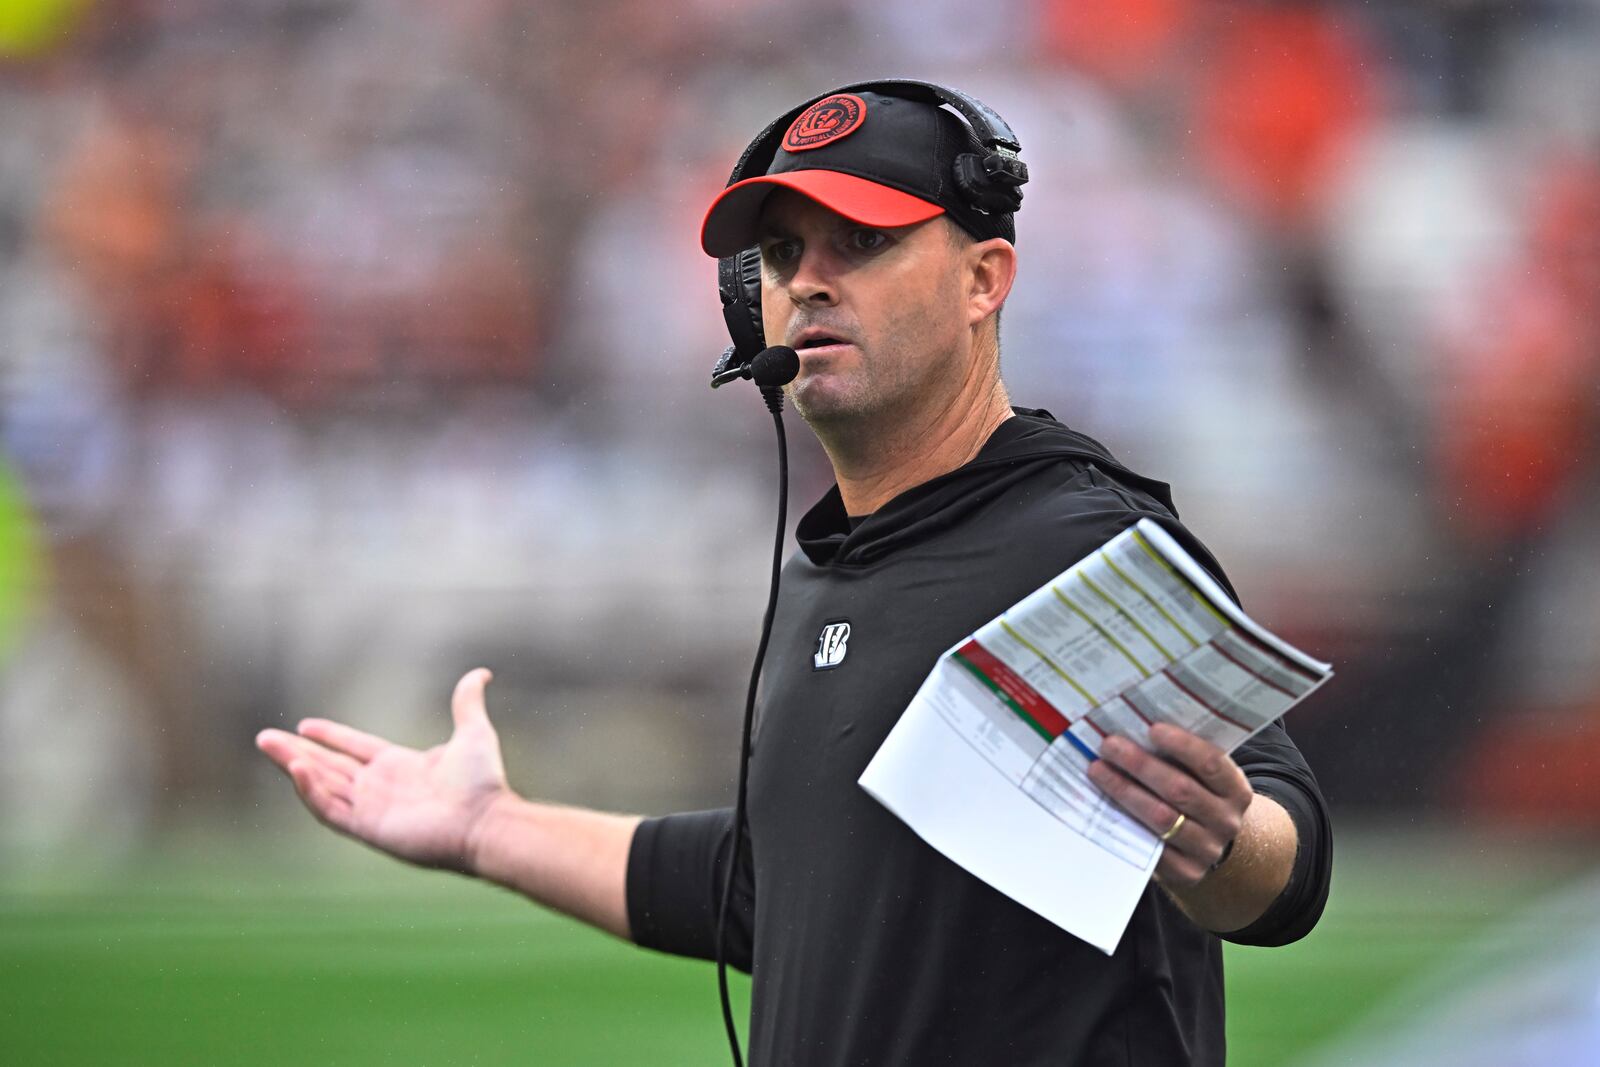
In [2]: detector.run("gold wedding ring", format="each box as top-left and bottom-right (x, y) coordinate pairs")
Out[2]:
(1160, 813), (1186, 842)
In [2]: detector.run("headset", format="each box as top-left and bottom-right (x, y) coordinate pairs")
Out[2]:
(709, 79), (1029, 388)
(706, 80), (1028, 1067)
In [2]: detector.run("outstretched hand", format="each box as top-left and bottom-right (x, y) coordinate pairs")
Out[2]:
(256, 668), (512, 874)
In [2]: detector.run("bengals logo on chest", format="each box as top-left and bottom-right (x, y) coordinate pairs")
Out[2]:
(813, 620), (851, 670)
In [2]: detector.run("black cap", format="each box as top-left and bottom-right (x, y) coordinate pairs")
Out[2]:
(701, 90), (1015, 258)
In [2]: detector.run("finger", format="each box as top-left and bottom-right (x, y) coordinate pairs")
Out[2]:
(284, 757), (350, 804)
(1096, 735), (1234, 832)
(1155, 846), (1208, 889)
(1087, 756), (1231, 866)
(256, 728), (301, 773)
(451, 667), (494, 732)
(287, 759), (354, 833)
(297, 718), (389, 762)
(256, 729), (359, 783)
(1086, 757), (1184, 842)
(1088, 751), (1235, 876)
(1147, 723), (1251, 802)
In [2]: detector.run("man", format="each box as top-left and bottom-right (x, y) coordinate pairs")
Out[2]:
(258, 86), (1331, 1065)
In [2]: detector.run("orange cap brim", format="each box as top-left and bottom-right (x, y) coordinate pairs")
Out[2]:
(700, 170), (945, 258)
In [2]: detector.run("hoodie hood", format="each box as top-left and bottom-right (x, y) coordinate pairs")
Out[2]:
(795, 408), (1179, 568)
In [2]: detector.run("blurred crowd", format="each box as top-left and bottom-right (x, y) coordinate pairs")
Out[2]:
(1, 0), (1597, 853)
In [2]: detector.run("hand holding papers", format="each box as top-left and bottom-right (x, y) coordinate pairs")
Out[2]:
(858, 518), (1331, 954)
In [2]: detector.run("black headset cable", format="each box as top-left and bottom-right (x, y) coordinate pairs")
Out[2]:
(714, 347), (797, 1067)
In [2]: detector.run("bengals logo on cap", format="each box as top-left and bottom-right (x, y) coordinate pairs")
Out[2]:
(782, 94), (867, 152)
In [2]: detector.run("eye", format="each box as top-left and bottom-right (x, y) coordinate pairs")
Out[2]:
(848, 228), (889, 253)
(762, 237), (801, 266)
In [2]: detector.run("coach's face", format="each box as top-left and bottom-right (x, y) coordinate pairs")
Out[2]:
(756, 190), (1001, 430)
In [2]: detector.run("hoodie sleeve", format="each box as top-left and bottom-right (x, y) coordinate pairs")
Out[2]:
(1222, 718), (1334, 946)
(625, 808), (756, 971)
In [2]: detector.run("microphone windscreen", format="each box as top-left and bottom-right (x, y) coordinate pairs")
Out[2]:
(750, 345), (800, 388)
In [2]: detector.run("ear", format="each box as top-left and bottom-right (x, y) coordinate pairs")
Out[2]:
(965, 237), (1017, 328)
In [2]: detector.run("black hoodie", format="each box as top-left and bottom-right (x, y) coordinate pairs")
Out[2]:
(627, 410), (1331, 1067)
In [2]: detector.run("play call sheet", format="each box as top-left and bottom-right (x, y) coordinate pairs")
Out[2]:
(859, 518), (1332, 954)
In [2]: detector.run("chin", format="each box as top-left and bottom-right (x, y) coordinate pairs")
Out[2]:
(790, 380), (878, 427)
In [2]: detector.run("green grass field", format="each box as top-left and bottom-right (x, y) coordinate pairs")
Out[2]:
(0, 828), (1585, 1066)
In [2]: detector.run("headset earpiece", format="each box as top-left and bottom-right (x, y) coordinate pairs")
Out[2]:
(718, 247), (766, 370)
(952, 150), (1028, 216)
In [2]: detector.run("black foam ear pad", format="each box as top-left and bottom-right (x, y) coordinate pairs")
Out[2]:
(718, 247), (766, 364)
(952, 151), (1027, 216)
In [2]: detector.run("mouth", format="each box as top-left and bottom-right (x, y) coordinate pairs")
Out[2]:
(793, 335), (854, 357)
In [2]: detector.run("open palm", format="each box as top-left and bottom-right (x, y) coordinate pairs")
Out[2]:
(256, 668), (510, 872)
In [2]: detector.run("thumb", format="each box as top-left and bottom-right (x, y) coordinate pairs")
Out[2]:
(451, 667), (494, 733)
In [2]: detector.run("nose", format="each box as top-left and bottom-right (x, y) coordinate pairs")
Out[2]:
(785, 246), (839, 309)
